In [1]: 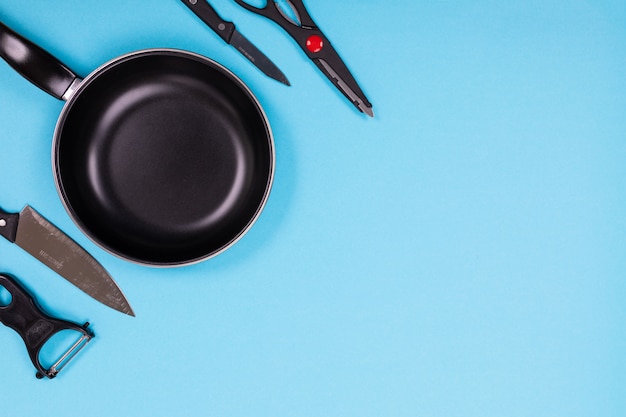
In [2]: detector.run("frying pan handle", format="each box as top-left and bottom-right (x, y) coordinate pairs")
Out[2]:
(0, 21), (79, 100)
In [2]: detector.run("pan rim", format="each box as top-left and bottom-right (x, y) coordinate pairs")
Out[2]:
(51, 48), (275, 267)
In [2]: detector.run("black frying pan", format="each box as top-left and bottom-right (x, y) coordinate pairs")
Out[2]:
(0, 22), (274, 266)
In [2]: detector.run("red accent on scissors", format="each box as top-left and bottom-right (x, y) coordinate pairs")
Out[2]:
(306, 35), (324, 53)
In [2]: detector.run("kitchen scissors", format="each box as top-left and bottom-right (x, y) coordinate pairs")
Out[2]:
(233, 0), (374, 117)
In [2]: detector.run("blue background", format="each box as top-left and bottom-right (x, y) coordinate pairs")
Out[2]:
(1, 1), (625, 416)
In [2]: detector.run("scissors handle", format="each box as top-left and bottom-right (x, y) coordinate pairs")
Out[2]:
(232, 0), (316, 29)
(233, 0), (327, 62)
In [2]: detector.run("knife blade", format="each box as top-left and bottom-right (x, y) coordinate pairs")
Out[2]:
(180, 0), (290, 86)
(0, 205), (134, 316)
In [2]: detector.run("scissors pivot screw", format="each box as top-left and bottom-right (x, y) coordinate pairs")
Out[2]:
(305, 35), (324, 53)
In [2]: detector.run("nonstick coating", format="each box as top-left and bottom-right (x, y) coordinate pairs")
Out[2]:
(53, 50), (273, 266)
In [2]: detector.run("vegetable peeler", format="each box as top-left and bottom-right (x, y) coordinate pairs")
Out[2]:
(0, 273), (94, 379)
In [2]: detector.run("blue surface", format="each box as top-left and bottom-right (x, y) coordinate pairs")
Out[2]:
(1, 1), (625, 415)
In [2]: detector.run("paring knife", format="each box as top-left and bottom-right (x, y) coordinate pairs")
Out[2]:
(0, 205), (135, 316)
(180, 0), (290, 86)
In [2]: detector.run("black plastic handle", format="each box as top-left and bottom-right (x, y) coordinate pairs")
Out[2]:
(0, 21), (78, 100)
(233, 0), (317, 28)
(0, 206), (19, 243)
(180, 0), (236, 43)
(233, 0), (321, 58)
(0, 273), (93, 379)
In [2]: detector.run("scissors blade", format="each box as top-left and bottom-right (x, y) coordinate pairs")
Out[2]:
(230, 30), (290, 86)
(314, 58), (374, 117)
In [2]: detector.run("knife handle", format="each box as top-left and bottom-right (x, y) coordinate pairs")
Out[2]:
(0, 207), (19, 243)
(0, 273), (94, 379)
(180, 0), (236, 43)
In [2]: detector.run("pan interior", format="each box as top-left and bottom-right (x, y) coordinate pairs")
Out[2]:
(55, 51), (273, 265)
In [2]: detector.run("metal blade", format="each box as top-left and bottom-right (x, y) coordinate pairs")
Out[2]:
(230, 29), (291, 86)
(316, 58), (374, 117)
(14, 206), (135, 316)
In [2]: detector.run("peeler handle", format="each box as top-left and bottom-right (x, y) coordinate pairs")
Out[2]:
(0, 273), (93, 379)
